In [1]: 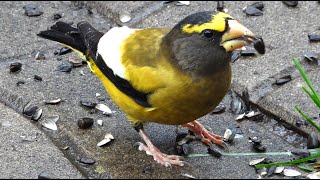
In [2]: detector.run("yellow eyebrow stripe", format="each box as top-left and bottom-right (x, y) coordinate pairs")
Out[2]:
(182, 12), (233, 33)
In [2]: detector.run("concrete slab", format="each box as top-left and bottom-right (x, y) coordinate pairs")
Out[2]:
(0, 103), (84, 179)
(257, 65), (320, 137)
(0, 1), (111, 59)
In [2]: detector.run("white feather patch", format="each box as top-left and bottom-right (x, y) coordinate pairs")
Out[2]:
(97, 26), (137, 79)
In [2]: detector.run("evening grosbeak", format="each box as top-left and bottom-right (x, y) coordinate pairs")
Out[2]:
(38, 11), (264, 167)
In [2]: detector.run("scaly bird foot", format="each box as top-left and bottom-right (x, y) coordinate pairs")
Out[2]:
(137, 129), (184, 167)
(136, 142), (184, 167)
(182, 120), (228, 149)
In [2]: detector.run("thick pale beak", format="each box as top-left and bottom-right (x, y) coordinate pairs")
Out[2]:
(221, 20), (256, 52)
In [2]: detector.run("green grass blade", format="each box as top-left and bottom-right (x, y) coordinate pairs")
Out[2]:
(255, 153), (320, 168)
(297, 164), (317, 172)
(302, 87), (320, 108)
(293, 57), (320, 103)
(294, 106), (320, 133)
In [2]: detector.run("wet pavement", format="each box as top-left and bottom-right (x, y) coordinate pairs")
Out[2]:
(0, 1), (320, 179)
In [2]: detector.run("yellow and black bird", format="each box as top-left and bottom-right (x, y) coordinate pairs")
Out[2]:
(38, 11), (264, 167)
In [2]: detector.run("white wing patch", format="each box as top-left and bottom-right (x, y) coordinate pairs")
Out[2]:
(97, 26), (137, 79)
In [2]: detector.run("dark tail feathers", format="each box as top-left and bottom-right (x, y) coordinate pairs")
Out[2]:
(37, 21), (86, 54)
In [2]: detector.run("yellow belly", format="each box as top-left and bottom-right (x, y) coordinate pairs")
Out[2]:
(88, 59), (231, 126)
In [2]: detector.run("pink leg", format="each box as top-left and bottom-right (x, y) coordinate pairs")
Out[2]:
(137, 129), (184, 167)
(182, 120), (225, 147)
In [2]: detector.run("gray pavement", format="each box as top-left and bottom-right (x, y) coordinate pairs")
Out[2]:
(0, 1), (320, 179)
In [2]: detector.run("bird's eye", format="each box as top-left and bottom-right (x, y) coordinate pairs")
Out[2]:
(202, 29), (214, 39)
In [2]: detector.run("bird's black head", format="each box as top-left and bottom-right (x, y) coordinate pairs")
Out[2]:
(161, 11), (257, 78)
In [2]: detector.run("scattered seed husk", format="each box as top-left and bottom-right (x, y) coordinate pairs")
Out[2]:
(16, 80), (25, 86)
(282, 1), (298, 7)
(58, 47), (72, 55)
(249, 158), (266, 166)
(34, 75), (43, 81)
(53, 13), (62, 20)
(34, 52), (46, 60)
(41, 117), (57, 131)
(80, 100), (97, 108)
(176, 133), (197, 145)
(62, 146), (69, 150)
(266, 166), (276, 177)
(259, 167), (268, 176)
(243, 5), (263, 16)
(97, 133), (114, 147)
(230, 51), (241, 63)
(208, 146), (222, 158)
(283, 169), (301, 177)
(307, 132), (320, 149)
(176, 1), (190, 6)
(304, 52), (318, 64)
(223, 129), (233, 141)
(9, 62), (22, 73)
(79, 156), (96, 165)
(249, 137), (266, 152)
(217, 1), (224, 11)
(56, 62), (73, 72)
(48, 115), (59, 123)
(251, 2), (264, 10)
(69, 57), (85, 67)
(240, 48), (256, 56)
(253, 36), (265, 54)
(308, 34), (320, 42)
(230, 90), (247, 114)
(176, 143), (193, 155)
(119, 13), (131, 23)
(23, 4), (43, 17)
(307, 172), (320, 179)
(31, 107), (43, 121)
(38, 170), (52, 179)
(78, 117), (94, 129)
(79, 70), (85, 76)
(45, 98), (61, 105)
(211, 104), (226, 114)
(23, 103), (38, 117)
(181, 173), (195, 179)
(274, 166), (285, 174)
(235, 113), (246, 120)
(95, 104), (112, 115)
(97, 119), (103, 126)
(274, 75), (292, 85)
